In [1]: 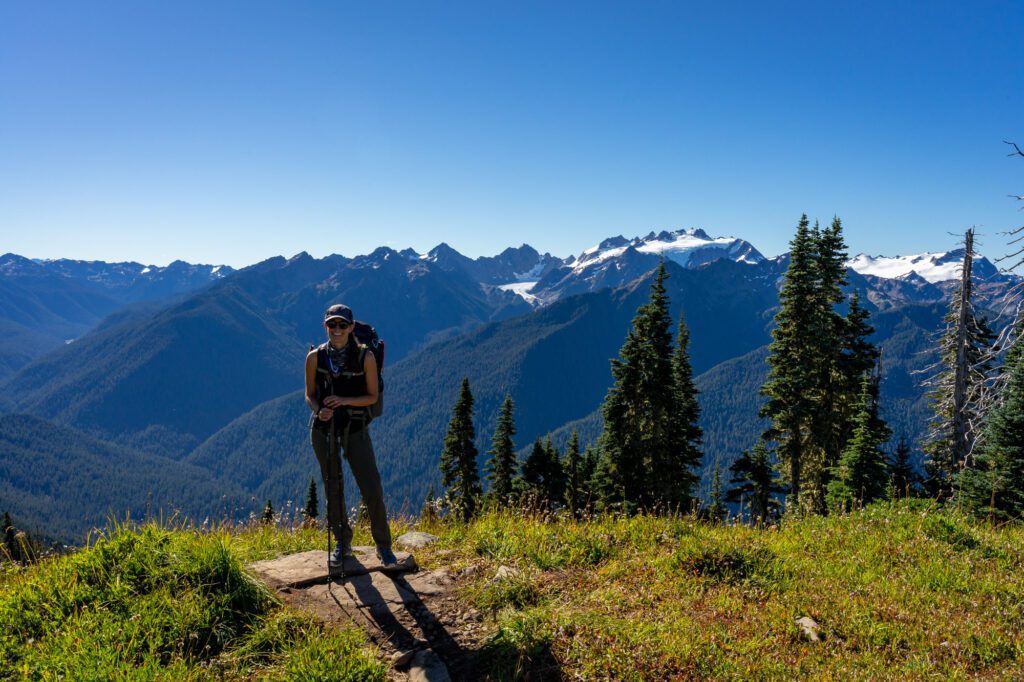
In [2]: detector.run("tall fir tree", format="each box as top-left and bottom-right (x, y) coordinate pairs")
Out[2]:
(661, 310), (703, 511)
(304, 478), (319, 520)
(564, 429), (582, 516)
(889, 436), (920, 499)
(760, 215), (820, 511)
(826, 374), (891, 511)
(808, 219), (883, 512)
(762, 215), (882, 513)
(727, 439), (785, 526)
(485, 394), (517, 505)
(957, 327), (1024, 521)
(597, 261), (677, 513)
(261, 500), (275, 524)
(440, 377), (482, 523)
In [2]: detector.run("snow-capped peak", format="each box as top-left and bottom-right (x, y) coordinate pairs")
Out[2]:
(573, 228), (764, 273)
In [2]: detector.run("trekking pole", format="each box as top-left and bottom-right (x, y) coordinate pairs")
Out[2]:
(327, 412), (337, 596)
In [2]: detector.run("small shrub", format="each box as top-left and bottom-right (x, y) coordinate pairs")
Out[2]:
(671, 545), (786, 589)
(479, 611), (557, 682)
(473, 573), (540, 612)
(923, 515), (980, 551)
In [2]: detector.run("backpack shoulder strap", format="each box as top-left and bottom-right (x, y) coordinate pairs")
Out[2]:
(315, 342), (331, 375)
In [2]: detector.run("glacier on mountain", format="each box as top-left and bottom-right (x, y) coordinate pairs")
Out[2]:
(846, 253), (965, 284)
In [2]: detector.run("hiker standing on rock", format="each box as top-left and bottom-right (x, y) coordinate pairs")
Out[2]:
(306, 304), (398, 569)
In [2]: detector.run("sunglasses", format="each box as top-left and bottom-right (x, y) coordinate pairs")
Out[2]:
(325, 319), (352, 329)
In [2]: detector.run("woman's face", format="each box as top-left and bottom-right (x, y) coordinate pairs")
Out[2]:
(324, 318), (352, 345)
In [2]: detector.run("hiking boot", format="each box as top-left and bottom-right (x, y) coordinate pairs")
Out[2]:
(376, 546), (399, 570)
(329, 543), (354, 566)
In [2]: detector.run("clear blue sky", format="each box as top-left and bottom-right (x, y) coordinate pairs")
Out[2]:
(2, 1), (1022, 267)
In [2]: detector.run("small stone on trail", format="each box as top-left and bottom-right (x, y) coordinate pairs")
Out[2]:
(457, 564), (482, 579)
(397, 531), (440, 550)
(796, 616), (823, 642)
(390, 649), (415, 669)
(408, 649), (452, 682)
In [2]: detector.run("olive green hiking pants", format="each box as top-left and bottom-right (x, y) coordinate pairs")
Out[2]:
(311, 425), (392, 550)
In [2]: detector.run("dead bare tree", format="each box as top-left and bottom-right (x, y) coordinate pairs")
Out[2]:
(921, 229), (997, 497)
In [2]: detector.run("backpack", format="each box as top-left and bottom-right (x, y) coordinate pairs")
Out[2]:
(351, 321), (385, 419)
(311, 321), (385, 420)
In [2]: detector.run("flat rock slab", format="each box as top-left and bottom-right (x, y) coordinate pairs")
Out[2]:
(306, 571), (419, 609)
(404, 569), (454, 596)
(249, 547), (416, 588)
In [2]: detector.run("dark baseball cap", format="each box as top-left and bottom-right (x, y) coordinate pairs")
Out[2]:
(324, 304), (353, 323)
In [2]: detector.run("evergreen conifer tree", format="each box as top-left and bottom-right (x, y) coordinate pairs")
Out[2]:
(543, 435), (566, 506)
(579, 444), (600, 513)
(304, 478), (319, 520)
(485, 394), (517, 505)
(564, 429), (581, 516)
(518, 436), (565, 509)
(261, 500), (275, 524)
(826, 375), (890, 511)
(518, 438), (548, 506)
(727, 440), (785, 526)
(439, 377), (482, 523)
(831, 294), (881, 456)
(597, 261), (676, 513)
(662, 310), (703, 511)
(807, 220), (885, 512)
(889, 436), (920, 499)
(760, 215), (820, 511)
(762, 215), (883, 513)
(706, 460), (727, 522)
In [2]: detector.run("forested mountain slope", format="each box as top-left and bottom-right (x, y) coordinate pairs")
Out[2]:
(0, 414), (248, 542)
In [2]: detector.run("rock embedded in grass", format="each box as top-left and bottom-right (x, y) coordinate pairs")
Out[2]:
(796, 616), (823, 642)
(397, 531), (440, 550)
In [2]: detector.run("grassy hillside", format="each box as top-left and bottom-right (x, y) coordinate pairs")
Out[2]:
(430, 504), (1024, 679)
(4, 503), (1022, 679)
